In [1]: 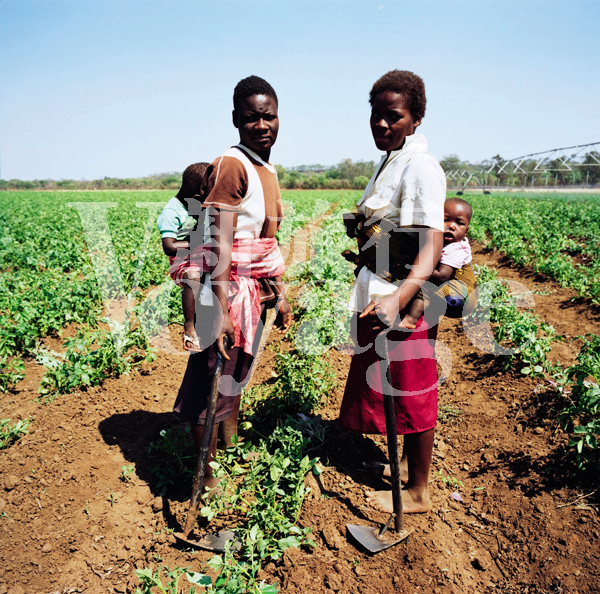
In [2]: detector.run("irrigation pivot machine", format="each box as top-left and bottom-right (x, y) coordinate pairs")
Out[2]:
(445, 141), (600, 194)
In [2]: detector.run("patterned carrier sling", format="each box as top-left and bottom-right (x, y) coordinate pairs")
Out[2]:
(342, 212), (478, 319)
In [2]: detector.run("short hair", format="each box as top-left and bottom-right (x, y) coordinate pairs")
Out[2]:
(369, 70), (426, 123)
(177, 162), (208, 198)
(233, 75), (278, 111)
(445, 197), (473, 221)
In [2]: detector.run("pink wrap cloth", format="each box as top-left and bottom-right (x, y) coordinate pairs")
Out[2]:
(169, 237), (285, 355)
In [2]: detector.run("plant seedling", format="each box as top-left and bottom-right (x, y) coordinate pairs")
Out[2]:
(435, 470), (464, 489)
(120, 464), (135, 483)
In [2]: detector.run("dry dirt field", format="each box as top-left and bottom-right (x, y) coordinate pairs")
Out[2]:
(1, 239), (600, 594)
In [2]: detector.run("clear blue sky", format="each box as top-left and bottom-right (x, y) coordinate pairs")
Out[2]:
(1, 0), (599, 180)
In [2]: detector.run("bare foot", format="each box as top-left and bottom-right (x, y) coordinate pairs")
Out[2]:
(365, 488), (432, 514)
(360, 460), (408, 484)
(398, 315), (418, 329)
(182, 326), (201, 352)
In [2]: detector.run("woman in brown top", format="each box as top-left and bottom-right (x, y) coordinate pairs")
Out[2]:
(173, 76), (292, 497)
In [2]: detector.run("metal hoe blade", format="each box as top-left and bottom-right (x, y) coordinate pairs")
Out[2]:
(174, 530), (240, 553)
(347, 518), (413, 553)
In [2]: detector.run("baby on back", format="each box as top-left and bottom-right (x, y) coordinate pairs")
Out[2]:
(400, 197), (473, 328)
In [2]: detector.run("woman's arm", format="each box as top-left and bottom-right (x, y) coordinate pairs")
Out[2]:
(210, 208), (237, 360)
(360, 226), (443, 332)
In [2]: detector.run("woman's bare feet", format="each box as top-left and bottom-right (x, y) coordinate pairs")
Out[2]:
(360, 460), (409, 484)
(365, 487), (432, 514)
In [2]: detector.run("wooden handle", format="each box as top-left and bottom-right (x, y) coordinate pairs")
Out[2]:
(378, 333), (405, 533)
(182, 336), (230, 537)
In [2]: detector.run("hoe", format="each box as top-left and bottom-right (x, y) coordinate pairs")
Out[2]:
(174, 307), (278, 552)
(347, 332), (413, 553)
(174, 336), (237, 552)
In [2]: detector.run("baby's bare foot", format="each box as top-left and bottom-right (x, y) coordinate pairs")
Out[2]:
(182, 327), (201, 351)
(365, 488), (432, 514)
(398, 316), (418, 329)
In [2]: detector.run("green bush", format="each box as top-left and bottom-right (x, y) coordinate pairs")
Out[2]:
(557, 335), (600, 469)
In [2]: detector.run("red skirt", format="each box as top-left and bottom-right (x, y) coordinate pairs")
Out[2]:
(339, 315), (438, 435)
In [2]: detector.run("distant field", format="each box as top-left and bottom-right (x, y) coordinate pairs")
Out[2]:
(459, 191), (600, 303)
(3, 188), (600, 382)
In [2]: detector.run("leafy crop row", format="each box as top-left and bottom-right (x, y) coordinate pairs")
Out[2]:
(469, 264), (600, 470)
(468, 265), (558, 376)
(0, 191), (174, 400)
(277, 190), (358, 244)
(0, 191), (362, 401)
(464, 192), (600, 466)
(467, 192), (600, 303)
(0, 418), (29, 450)
(288, 205), (355, 355)
(555, 335), (600, 469)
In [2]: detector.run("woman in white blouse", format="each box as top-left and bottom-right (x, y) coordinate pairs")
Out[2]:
(339, 70), (446, 514)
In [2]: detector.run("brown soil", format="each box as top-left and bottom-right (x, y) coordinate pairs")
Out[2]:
(1, 239), (600, 594)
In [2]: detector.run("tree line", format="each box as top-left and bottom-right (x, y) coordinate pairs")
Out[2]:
(3, 151), (598, 191)
(0, 173), (183, 192)
(0, 159), (378, 192)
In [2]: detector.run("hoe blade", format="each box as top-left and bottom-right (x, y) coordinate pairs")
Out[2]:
(347, 524), (413, 554)
(174, 530), (240, 553)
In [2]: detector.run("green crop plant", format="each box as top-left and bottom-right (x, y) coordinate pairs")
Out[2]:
(148, 426), (196, 495)
(0, 355), (25, 393)
(435, 470), (464, 489)
(438, 404), (462, 423)
(0, 418), (30, 450)
(557, 334), (600, 469)
(200, 424), (319, 592)
(134, 566), (204, 594)
(134, 565), (277, 594)
(37, 325), (156, 401)
(120, 464), (135, 483)
(140, 422), (322, 593)
(468, 265), (558, 376)
(243, 351), (335, 429)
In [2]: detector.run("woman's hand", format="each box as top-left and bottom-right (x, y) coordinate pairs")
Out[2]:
(359, 293), (400, 333)
(216, 312), (235, 360)
(343, 212), (366, 239)
(276, 296), (293, 333)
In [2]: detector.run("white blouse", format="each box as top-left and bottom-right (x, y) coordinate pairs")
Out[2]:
(348, 133), (446, 313)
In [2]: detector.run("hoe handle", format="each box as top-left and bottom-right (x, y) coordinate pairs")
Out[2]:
(182, 336), (230, 538)
(378, 333), (405, 533)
